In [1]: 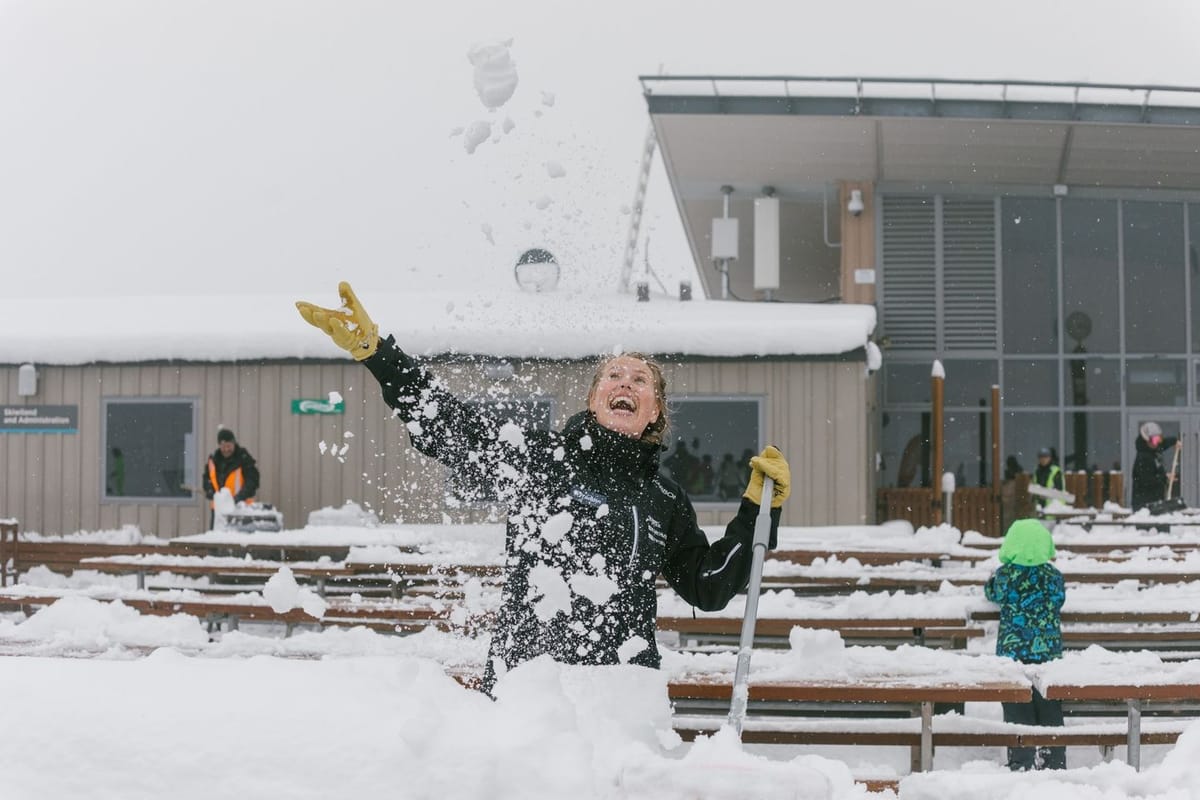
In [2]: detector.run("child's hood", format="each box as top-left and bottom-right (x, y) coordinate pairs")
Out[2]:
(997, 518), (1056, 566)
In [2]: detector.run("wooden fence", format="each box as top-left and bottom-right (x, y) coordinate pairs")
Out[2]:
(878, 471), (1125, 539)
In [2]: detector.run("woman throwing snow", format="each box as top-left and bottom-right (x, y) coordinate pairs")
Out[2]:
(297, 283), (791, 693)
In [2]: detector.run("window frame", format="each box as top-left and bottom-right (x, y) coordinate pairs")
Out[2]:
(101, 397), (199, 506)
(661, 394), (765, 510)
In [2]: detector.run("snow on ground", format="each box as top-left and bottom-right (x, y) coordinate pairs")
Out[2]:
(7, 520), (1200, 797)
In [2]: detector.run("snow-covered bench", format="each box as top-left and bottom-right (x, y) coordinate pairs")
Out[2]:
(0, 585), (494, 637)
(658, 614), (982, 650)
(0, 535), (194, 586)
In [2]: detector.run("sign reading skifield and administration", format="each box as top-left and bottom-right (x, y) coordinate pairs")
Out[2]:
(291, 398), (344, 415)
(1, 405), (79, 433)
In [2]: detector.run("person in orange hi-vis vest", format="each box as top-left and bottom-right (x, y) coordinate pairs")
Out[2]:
(204, 428), (260, 526)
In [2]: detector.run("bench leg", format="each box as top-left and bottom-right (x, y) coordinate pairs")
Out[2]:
(1127, 698), (1142, 771)
(920, 701), (933, 772)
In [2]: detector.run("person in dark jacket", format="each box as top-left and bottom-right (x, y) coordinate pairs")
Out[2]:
(297, 282), (792, 694)
(1131, 422), (1179, 511)
(984, 518), (1066, 771)
(204, 429), (260, 526)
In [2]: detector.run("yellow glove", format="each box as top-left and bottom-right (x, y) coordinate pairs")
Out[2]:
(744, 445), (791, 508)
(296, 281), (379, 361)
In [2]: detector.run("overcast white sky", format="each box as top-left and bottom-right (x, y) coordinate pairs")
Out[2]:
(3, 0), (1199, 300)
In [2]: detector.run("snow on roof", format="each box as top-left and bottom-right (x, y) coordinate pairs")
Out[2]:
(0, 290), (876, 365)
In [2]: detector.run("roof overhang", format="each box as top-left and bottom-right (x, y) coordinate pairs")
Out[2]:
(644, 77), (1200, 193)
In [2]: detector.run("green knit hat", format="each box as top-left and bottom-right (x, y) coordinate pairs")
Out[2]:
(998, 518), (1056, 566)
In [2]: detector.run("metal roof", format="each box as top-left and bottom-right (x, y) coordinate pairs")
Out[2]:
(643, 76), (1200, 191)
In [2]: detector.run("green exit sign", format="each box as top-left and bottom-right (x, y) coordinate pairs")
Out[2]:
(291, 398), (345, 415)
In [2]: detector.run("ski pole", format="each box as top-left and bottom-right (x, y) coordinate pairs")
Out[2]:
(727, 475), (774, 737)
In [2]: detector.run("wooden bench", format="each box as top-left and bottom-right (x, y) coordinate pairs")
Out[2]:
(658, 615), (982, 650)
(0, 586), (492, 636)
(0, 534), (196, 586)
(79, 554), (357, 595)
(669, 677), (1198, 772)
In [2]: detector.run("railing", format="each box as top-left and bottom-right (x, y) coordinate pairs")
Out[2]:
(879, 470), (1126, 539)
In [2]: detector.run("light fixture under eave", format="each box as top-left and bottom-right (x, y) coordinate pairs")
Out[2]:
(514, 248), (560, 293)
(846, 189), (865, 216)
(17, 363), (37, 396)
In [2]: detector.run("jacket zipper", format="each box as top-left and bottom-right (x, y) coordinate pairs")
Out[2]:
(629, 506), (640, 568)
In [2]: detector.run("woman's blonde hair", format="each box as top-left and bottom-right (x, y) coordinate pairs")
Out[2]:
(587, 352), (670, 446)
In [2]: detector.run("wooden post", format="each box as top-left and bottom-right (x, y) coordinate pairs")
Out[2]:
(992, 385), (1002, 536)
(931, 362), (945, 525)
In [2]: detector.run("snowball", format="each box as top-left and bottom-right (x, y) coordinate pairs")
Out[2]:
(569, 572), (619, 605)
(498, 421), (525, 448)
(541, 511), (574, 545)
(527, 565), (571, 621)
(617, 635), (648, 664)
(328, 391), (343, 404)
(545, 161), (566, 178)
(579, 435), (592, 451)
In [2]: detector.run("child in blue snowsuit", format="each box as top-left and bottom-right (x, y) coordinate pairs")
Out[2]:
(984, 518), (1067, 770)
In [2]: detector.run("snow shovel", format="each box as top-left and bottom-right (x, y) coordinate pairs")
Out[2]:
(727, 476), (774, 737)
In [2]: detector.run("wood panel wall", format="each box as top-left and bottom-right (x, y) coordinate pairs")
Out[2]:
(0, 355), (870, 536)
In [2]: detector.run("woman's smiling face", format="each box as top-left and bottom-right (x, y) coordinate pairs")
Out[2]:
(587, 355), (662, 439)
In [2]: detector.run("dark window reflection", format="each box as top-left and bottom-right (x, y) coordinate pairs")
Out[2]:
(1062, 200), (1119, 353)
(884, 362), (934, 405)
(880, 411), (929, 488)
(1002, 198), (1058, 354)
(1065, 411), (1121, 473)
(1063, 357), (1121, 407)
(940, 360), (998, 407)
(1189, 203), (1200, 354)
(1004, 360), (1058, 407)
(659, 399), (760, 503)
(1123, 201), (1185, 354)
(1003, 411), (1060, 478)
(1126, 359), (1186, 406)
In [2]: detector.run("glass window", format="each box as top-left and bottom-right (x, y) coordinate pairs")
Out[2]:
(1190, 203), (1200, 353)
(660, 398), (761, 503)
(104, 399), (196, 501)
(940, 360), (998, 407)
(1063, 356), (1121, 407)
(1064, 411), (1122, 473)
(447, 398), (554, 503)
(884, 362), (934, 406)
(1123, 201), (1185, 354)
(879, 411), (929, 488)
(1062, 199), (1119, 353)
(1126, 359), (1187, 406)
(1003, 359), (1058, 407)
(1002, 197), (1058, 354)
(1003, 411), (1060, 478)
(944, 408), (994, 488)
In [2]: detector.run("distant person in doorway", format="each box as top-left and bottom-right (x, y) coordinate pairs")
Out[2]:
(204, 428), (260, 527)
(1032, 447), (1064, 508)
(107, 447), (125, 496)
(985, 519), (1067, 771)
(1131, 422), (1178, 510)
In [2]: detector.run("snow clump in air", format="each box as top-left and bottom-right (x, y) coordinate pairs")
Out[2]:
(468, 39), (518, 110)
(463, 120), (492, 154)
(263, 567), (328, 619)
(527, 564), (571, 621)
(498, 421), (525, 448)
(545, 160), (566, 178)
(541, 510), (574, 545)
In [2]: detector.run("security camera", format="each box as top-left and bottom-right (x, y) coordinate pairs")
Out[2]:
(846, 189), (865, 216)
